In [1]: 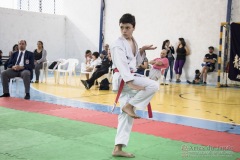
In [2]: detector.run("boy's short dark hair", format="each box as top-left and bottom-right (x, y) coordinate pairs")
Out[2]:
(195, 69), (200, 74)
(92, 52), (99, 58)
(208, 46), (214, 50)
(85, 50), (91, 54)
(119, 13), (136, 28)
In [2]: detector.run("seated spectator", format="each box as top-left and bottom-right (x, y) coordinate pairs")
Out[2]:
(81, 51), (112, 89)
(85, 50), (92, 64)
(4, 44), (18, 70)
(200, 46), (217, 85)
(33, 41), (47, 83)
(136, 56), (149, 75)
(0, 40), (34, 100)
(100, 44), (109, 59)
(85, 52), (101, 72)
(149, 49), (169, 81)
(85, 50), (92, 79)
(0, 50), (2, 66)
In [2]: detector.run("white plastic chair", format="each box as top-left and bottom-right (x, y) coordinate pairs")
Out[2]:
(56, 58), (79, 85)
(79, 62), (95, 80)
(46, 59), (65, 83)
(40, 61), (49, 83)
(159, 68), (167, 85)
(9, 77), (23, 94)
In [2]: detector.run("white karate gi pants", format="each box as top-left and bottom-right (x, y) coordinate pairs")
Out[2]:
(114, 76), (158, 147)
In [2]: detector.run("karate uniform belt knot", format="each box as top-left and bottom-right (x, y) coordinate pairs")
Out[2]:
(111, 68), (153, 118)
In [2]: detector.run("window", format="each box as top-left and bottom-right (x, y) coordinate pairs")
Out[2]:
(17, 0), (63, 14)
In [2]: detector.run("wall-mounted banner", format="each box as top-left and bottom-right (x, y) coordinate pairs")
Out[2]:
(229, 23), (240, 81)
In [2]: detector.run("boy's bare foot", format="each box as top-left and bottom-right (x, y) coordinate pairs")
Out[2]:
(122, 103), (140, 119)
(112, 150), (135, 158)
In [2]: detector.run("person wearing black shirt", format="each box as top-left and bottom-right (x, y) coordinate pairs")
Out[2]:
(81, 52), (112, 89)
(162, 40), (175, 82)
(200, 46), (217, 85)
(100, 44), (109, 59)
(174, 38), (190, 83)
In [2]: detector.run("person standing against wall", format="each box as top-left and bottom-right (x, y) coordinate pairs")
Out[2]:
(174, 38), (190, 82)
(33, 41), (47, 83)
(162, 40), (175, 82)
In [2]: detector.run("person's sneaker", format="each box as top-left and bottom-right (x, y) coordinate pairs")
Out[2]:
(169, 79), (172, 82)
(176, 79), (181, 83)
(81, 80), (90, 89)
(24, 93), (30, 100)
(0, 93), (10, 98)
(35, 80), (39, 83)
(202, 82), (207, 86)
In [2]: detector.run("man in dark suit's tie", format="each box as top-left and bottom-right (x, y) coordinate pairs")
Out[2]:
(0, 40), (34, 100)
(16, 52), (23, 65)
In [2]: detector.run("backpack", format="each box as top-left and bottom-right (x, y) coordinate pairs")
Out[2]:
(99, 78), (110, 90)
(48, 61), (58, 70)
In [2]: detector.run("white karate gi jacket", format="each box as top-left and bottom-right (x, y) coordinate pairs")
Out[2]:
(111, 36), (146, 91)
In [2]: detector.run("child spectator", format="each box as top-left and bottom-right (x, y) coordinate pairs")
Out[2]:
(187, 69), (201, 84)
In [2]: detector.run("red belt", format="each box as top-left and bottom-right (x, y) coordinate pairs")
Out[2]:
(111, 69), (153, 118)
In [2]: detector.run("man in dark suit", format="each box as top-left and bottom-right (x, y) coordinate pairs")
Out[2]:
(0, 40), (34, 99)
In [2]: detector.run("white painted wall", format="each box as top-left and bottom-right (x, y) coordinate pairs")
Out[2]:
(0, 0), (17, 9)
(232, 0), (240, 22)
(104, 0), (228, 84)
(63, 0), (101, 64)
(0, 7), (66, 61)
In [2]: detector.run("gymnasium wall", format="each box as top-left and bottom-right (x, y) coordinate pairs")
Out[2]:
(232, 0), (240, 22)
(0, 7), (66, 61)
(63, 0), (101, 64)
(104, 0), (228, 83)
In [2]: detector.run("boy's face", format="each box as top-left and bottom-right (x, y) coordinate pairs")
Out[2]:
(120, 23), (135, 39)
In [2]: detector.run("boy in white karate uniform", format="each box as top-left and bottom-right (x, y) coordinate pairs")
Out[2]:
(111, 13), (159, 158)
